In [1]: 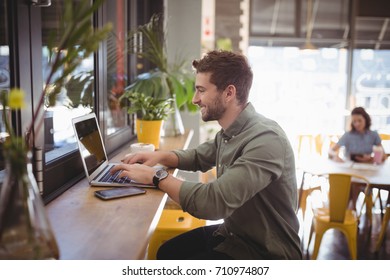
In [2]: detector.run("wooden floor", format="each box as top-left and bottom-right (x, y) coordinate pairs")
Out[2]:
(299, 202), (390, 260)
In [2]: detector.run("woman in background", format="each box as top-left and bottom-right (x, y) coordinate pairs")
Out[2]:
(329, 107), (386, 163)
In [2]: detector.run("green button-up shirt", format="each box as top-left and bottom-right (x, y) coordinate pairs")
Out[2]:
(174, 103), (302, 259)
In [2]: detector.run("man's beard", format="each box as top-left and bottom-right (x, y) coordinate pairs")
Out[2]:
(201, 96), (226, 122)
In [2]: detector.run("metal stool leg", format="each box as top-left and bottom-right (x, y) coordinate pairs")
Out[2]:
(375, 204), (390, 252)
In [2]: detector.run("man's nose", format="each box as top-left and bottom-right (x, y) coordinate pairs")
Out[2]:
(192, 92), (200, 105)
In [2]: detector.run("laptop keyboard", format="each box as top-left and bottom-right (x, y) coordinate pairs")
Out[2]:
(99, 165), (133, 184)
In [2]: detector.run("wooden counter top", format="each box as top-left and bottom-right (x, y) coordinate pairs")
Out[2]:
(46, 130), (193, 260)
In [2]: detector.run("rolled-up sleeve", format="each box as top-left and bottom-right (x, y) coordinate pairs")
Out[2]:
(173, 139), (217, 172)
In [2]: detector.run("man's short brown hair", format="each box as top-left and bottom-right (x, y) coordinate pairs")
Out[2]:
(192, 50), (253, 105)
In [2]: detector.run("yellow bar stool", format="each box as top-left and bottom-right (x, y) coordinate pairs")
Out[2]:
(375, 204), (390, 252)
(296, 134), (314, 159)
(307, 173), (371, 260)
(147, 209), (206, 259)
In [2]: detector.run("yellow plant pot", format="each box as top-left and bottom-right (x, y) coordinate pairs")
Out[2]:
(136, 119), (163, 149)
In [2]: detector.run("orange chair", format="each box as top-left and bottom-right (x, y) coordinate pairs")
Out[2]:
(307, 173), (370, 260)
(379, 134), (390, 140)
(298, 171), (322, 220)
(297, 134), (314, 158)
(147, 209), (206, 259)
(314, 134), (324, 156)
(380, 133), (390, 157)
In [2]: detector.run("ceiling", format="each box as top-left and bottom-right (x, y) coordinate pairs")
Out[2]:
(249, 0), (390, 49)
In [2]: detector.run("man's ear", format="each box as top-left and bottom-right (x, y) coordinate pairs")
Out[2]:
(224, 85), (237, 101)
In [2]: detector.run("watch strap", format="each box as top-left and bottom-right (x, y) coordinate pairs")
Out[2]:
(153, 175), (160, 188)
(153, 169), (168, 188)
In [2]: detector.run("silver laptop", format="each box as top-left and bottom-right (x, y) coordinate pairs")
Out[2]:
(72, 113), (155, 188)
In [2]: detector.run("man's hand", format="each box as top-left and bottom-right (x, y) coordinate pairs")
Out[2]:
(110, 163), (155, 185)
(121, 151), (159, 166)
(121, 150), (179, 168)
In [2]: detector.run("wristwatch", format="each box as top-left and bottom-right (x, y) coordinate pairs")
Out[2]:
(153, 169), (169, 188)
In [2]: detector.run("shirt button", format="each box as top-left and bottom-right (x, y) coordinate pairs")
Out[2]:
(224, 139), (228, 143)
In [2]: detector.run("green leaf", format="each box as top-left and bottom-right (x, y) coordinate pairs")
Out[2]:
(43, 0), (112, 107)
(122, 91), (173, 120)
(122, 13), (197, 115)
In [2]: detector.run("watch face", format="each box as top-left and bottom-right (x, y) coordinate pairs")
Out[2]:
(156, 169), (168, 179)
(153, 169), (168, 188)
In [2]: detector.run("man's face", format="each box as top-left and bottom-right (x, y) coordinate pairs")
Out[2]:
(193, 72), (226, 122)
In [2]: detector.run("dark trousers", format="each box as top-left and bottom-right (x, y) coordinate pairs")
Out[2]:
(156, 224), (234, 260)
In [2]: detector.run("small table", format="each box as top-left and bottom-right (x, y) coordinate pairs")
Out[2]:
(299, 156), (390, 189)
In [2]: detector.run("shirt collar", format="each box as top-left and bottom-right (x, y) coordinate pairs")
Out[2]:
(221, 102), (256, 139)
(351, 129), (369, 135)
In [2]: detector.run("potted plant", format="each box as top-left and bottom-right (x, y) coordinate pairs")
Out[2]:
(122, 14), (197, 136)
(123, 91), (174, 149)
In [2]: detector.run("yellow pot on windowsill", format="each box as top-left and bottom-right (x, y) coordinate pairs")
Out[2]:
(120, 92), (174, 149)
(136, 119), (163, 149)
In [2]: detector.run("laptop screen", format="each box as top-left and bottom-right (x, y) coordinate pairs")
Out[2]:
(73, 115), (107, 176)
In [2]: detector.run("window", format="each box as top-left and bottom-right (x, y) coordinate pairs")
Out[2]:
(248, 46), (348, 140)
(250, 0), (350, 48)
(0, 0), (163, 202)
(101, 0), (135, 155)
(352, 49), (390, 133)
(41, 1), (95, 163)
(0, 0), (9, 170)
(39, 0), (162, 202)
(105, 0), (129, 137)
(39, 1), (103, 201)
(249, 0), (390, 155)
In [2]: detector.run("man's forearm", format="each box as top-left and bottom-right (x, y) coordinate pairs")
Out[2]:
(158, 151), (180, 168)
(158, 175), (183, 204)
(156, 151), (182, 203)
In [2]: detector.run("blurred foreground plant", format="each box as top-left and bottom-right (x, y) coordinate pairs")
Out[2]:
(0, 0), (112, 260)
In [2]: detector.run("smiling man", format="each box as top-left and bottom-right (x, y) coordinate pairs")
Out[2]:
(111, 50), (302, 260)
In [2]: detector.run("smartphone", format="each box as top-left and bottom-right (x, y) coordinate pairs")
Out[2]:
(94, 187), (146, 200)
(350, 154), (363, 162)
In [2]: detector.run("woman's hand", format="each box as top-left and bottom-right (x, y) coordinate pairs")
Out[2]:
(332, 155), (344, 163)
(354, 154), (373, 163)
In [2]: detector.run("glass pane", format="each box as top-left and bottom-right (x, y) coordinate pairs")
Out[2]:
(248, 46), (348, 155)
(351, 49), (390, 133)
(0, 0), (9, 170)
(41, 0), (94, 162)
(106, 0), (128, 136)
(250, 0), (350, 48)
(356, 18), (390, 49)
(310, 0), (349, 42)
(250, 0), (295, 36)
